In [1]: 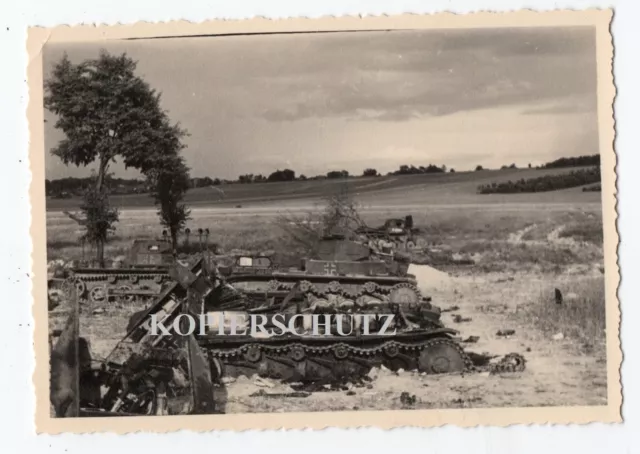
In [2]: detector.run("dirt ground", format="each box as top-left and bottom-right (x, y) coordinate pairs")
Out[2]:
(48, 264), (606, 414)
(216, 268), (607, 414)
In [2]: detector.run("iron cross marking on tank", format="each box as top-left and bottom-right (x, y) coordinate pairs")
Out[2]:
(324, 262), (338, 276)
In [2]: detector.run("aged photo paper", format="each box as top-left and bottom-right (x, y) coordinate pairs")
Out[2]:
(27, 9), (620, 433)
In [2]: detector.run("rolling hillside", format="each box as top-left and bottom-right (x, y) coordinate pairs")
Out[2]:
(46, 166), (602, 212)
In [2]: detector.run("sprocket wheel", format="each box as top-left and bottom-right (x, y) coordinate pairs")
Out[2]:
(418, 340), (467, 374)
(389, 283), (421, 305)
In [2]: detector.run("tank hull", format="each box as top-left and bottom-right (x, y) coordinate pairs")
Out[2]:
(64, 267), (170, 305)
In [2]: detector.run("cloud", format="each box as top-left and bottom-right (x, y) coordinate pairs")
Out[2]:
(42, 27), (599, 180)
(256, 27), (597, 122)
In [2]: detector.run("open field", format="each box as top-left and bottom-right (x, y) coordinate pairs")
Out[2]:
(47, 168), (607, 412)
(46, 166), (602, 211)
(46, 168), (603, 264)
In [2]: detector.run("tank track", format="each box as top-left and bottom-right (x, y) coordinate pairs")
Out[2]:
(485, 352), (527, 374)
(205, 336), (474, 382)
(62, 271), (168, 305)
(246, 279), (424, 307)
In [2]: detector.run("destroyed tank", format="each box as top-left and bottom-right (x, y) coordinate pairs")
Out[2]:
(217, 234), (429, 312)
(62, 238), (175, 305)
(62, 228), (211, 305)
(355, 214), (421, 250)
(103, 258), (470, 389)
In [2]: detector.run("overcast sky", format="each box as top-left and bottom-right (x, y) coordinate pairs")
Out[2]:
(43, 26), (599, 180)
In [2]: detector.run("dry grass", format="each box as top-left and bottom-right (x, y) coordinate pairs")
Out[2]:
(559, 222), (604, 245)
(46, 205), (604, 275)
(518, 276), (606, 352)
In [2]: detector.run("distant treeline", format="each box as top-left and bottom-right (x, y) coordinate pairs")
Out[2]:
(582, 183), (602, 192)
(46, 177), (148, 198)
(544, 154), (600, 169)
(46, 154), (600, 197)
(477, 167), (601, 194)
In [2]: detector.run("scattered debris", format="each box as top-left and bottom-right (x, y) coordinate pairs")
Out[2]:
(453, 314), (472, 323)
(489, 353), (527, 375)
(555, 288), (563, 305)
(452, 396), (482, 405)
(249, 389), (310, 398)
(254, 377), (276, 388)
(400, 392), (417, 407)
(552, 332), (565, 341)
(91, 308), (105, 315)
(462, 336), (480, 343)
(441, 305), (460, 313)
(346, 390), (356, 396)
(494, 277), (515, 283)
(496, 329), (516, 337)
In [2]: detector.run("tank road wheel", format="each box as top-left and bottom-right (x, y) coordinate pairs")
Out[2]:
(363, 281), (378, 294)
(243, 345), (262, 363)
(333, 344), (349, 360)
(384, 343), (400, 358)
(290, 345), (306, 362)
(154, 275), (164, 284)
(129, 275), (139, 285)
(418, 340), (467, 375)
(89, 286), (107, 304)
(107, 275), (117, 285)
(267, 280), (280, 291)
(299, 280), (313, 293)
(117, 285), (135, 304)
(328, 281), (342, 294)
(63, 277), (86, 299)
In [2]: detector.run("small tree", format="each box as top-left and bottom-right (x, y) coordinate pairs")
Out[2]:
(276, 183), (366, 258)
(475, 165), (484, 171)
(78, 181), (119, 266)
(148, 155), (192, 251)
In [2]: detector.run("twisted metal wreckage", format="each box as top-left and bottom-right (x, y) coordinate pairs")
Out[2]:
(49, 233), (526, 418)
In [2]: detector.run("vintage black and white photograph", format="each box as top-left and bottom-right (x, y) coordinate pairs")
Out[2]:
(31, 11), (619, 431)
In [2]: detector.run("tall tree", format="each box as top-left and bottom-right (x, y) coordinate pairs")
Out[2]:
(44, 50), (188, 264)
(148, 154), (192, 251)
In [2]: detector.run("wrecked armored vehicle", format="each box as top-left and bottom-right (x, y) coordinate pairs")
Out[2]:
(104, 258), (467, 386)
(60, 228), (211, 305)
(217, 234), (429, 313)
